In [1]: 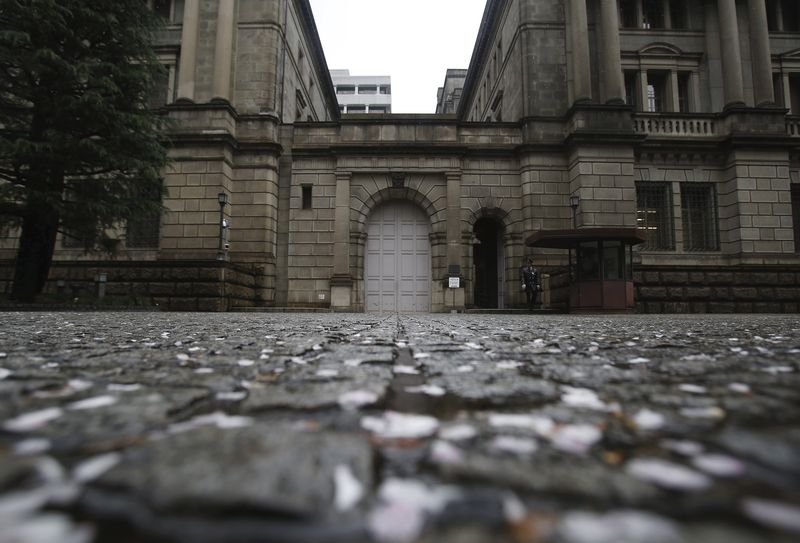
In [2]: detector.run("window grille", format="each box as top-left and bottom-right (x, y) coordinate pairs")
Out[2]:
(681, 183), (719, 251)
(636, 182), (674, 250)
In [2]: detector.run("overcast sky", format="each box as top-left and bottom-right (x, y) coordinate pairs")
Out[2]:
(308, 0), (487, 113)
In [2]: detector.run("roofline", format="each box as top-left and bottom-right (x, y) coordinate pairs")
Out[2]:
(457, 0), (506, 120)
(296, 0), (340, 121)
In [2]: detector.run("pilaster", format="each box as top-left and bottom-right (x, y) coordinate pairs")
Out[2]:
(330, 171), (353, 310)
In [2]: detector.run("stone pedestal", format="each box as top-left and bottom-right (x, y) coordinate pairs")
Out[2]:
(329, 275), (353, 311)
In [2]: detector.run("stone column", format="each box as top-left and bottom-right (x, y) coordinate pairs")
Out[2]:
(569, 0), (592, 103)
(637, 70), (649, 112)
(782, 73), (792, 113)
(446, 173), (462, 270)
(664, 0), (673, 28)
(330, 172), (353, 310)
(333, 173), (351, 277)
(599, 0), (625, 103)
(668, 70), (681, 112)
(690, 71), (702, 112)
(748, 0), (775, 106)
(212, 0), (236, 101)
(717, 0), (745, 107)
(177, 0), (200, 101)
(445, 172), (465, 310)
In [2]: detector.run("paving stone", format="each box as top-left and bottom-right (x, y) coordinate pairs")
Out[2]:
(0, 311), (799, 543)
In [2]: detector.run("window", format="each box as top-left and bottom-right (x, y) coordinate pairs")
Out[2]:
(670, 0), (688, 29)
(620, 0), (637, 28)
(790, 74), (800, 114)
(358, 86), (377, 94)
(379, 85), (391, 95)
(153, 0), (172, 20)
(768, 0), (800, 31)
(681, 183), (719, 251)
(301, 185), (312, 210)
(647, 71), (668, 112)
(147, 65), (171, 109)
(347, 105), (366, 113)
(792, 185), (800, 252)
(336, 86), (355, 94)
(369, 106), (388, 113)
(643, 0), (664, 29)
(783, 0), (800, 32)
(637, 182), (675, 250)
(625, 71), (638, 108)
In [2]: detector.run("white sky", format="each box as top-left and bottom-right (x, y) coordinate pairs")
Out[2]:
(308, 0), (487, 113)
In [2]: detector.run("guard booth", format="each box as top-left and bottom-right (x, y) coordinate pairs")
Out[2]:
(526, 228), (645, 313)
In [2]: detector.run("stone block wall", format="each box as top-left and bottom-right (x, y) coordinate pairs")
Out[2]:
(718, 151), (794, 255)
(569, 145), (637, 228)
(0, 260), (260, 311)
(635, 265), (800, 313)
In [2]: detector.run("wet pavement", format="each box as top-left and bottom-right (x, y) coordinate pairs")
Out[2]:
(0, 311), (799, 543)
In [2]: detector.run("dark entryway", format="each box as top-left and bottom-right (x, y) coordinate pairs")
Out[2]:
(472, 218), (504, 309)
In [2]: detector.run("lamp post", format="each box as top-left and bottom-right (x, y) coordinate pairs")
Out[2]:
(569, 194), (580, 229)
(217, 192), (228, 261)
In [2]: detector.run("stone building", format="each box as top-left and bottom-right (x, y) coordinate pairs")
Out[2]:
(436, 69), (468, 114)
(2, 0), (800, 313)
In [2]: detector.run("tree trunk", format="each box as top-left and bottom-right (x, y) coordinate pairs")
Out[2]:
(10, 207), (60, 302)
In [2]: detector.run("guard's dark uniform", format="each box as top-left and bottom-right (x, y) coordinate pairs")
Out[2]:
(520, 261), (541, 309)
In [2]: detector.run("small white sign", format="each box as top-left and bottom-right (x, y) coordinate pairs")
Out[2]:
(448, 277), (460, 289)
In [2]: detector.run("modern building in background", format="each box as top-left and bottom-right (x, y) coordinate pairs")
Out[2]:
(330, 69), (391, 114)
(2, 0), (800, 313)
(436, 69), (467, 114)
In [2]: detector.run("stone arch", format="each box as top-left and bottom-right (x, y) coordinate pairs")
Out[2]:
(464, 199), (524, 309)
(353, 180), (445, 238)
(349, 173), (448, 312)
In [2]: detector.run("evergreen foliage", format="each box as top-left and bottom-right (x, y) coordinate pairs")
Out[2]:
(0, 0), (169, 300)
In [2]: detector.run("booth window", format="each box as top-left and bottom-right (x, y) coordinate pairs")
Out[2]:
(636, 182), (675, 250)
(681, 183), (719, 251)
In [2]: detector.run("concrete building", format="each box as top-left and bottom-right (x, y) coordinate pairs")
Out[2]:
(2, 0), (800, 313)
(330, 69), (392, 114)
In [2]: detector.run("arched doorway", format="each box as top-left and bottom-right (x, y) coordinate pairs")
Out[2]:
(364, 201), (431, 312)
(472, 217), (505, 309)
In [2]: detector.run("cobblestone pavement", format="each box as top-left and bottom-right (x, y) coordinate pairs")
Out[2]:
(1, 312), (800, 543)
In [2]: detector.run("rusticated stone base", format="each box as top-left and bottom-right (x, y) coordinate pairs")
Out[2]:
(634, 265), (800, 313)
(0, 260), (267, 311)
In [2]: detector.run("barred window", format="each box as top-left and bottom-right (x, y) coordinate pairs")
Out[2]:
(636, 182), (674, 250)
(127, 183), (162, 249)
(791, 184), (800, 253)
(681, 183), (719, 251)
